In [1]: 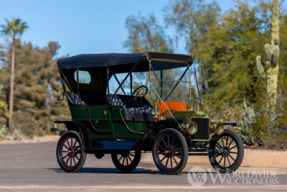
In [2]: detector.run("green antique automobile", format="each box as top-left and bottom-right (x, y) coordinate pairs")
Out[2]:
(55, 52), (244, 175)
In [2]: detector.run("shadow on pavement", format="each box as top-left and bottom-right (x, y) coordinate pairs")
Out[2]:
(48, 167), (162, 174)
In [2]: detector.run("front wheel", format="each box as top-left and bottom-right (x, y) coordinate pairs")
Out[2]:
(209, 129), (244, 173)
(56, 131), (86, 173)
(152, 128), (188, 175)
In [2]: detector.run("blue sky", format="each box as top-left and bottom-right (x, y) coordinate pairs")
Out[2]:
(0, 0), (234, 57)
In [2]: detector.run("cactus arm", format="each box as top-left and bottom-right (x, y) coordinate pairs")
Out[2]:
(272, 45), (279, 64)
(264, 44), (272, 61)
(256, 56), (265, 76)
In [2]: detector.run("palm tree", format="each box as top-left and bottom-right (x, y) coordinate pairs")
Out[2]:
(1, 18), (28, 134)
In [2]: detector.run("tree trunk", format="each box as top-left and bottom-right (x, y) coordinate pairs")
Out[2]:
(8, 36), (16, 134)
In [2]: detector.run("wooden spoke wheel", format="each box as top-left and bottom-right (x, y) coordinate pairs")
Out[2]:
(209, 129), (244, 173)
(152, 128), (188, 175)
(56, 131), (86, 173)
(111, 150), (141, 172)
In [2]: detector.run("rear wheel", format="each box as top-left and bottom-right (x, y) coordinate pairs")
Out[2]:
(152, 128), (188, 175)
(209, 129), (244, 173)
(56, 131), (86, 173)
(111, 150), (141, 172)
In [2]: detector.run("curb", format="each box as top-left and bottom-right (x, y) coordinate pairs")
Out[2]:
(139, 161), (287, 175)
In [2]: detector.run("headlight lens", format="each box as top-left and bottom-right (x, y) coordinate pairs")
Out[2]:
(210, 122), (224, 135)
(182, 121), (197, 135)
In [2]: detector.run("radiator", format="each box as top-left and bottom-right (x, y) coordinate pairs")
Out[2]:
(190, 118), (210, 140)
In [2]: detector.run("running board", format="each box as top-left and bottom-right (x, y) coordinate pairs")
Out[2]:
(84, 141), (136, 153)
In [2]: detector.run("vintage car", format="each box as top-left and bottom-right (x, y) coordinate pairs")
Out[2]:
(55, 52), (244, 175)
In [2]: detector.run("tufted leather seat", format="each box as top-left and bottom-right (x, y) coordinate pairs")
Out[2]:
(64, 92), (107, 106)
(106, 94), (154, 122)
(64, 92), (154, 122)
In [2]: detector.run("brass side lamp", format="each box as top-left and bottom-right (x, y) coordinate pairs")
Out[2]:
(151, 103), (160, 119)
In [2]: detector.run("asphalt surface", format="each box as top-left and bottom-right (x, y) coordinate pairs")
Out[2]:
(0, 142), (286, 191)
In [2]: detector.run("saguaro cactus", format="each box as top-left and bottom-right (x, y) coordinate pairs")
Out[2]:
(256, 0), (280, 105)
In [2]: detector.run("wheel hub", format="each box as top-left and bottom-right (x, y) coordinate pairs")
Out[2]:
(164, 150), (170, 155)
(221, 147), (229, 157)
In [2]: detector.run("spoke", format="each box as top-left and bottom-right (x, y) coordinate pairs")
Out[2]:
(162, 138), (168, 148)
(73, 141), (78, 148)
(172, 156), (178, 166)
(63, 144), (69, 150)
(61, 154), (69, 159)
(224, 157), (226, 167)
(65, 156), (70, 165)
(170, 156), (173, 169)
(74, 145), (80, 149)
(71, 138), (73, 148)
(173, 152), (182, 159)
(67, 139), (71, 148)
(126, 156), (129, 166)
(73, 156), (76, 165)
(70, 156), (72, 167)
(228, 154), (236, 161)
(227, 156), (231, 166)
(165, 157), (169, 167)
(229, 151), (238, 154)
(118, 156), (123, 162)
(228, 138), (234, 148)
(218, 156), (224, 164)
(129, 153), (135, 157)
(74, 155), (80, 160)
(61, 151), (68, 153)
(123, 157), (126, 166)
(128, 155), (133, 163)
(158, 144), (167, 151)
(121, 157), (125, 165)
(160, 156), (167, 162)
(216, 143), (222, 149)
(167, 135), (170, 148)
(221, 138), (225, 147)
(173, 148), (182, 152)
(172, 141), (180, 149)
(229, 145), (237, 150)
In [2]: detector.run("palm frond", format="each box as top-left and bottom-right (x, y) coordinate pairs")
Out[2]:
(0, 17), (29, 37)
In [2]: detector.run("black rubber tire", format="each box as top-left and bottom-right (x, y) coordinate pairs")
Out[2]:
(56, 131), (86, 173)
(209, 129), (244, 173)
(152, 128), (188, 175)
(111, 150), (141, 172)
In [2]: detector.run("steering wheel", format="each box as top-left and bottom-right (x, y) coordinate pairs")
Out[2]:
(132, 86), (149, 99)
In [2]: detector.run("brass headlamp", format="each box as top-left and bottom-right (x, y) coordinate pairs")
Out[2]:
(210, 122), (224, 135)
(181, 121), (197, 136)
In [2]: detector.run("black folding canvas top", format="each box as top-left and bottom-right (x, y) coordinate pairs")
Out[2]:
(57, 52), (193, 69)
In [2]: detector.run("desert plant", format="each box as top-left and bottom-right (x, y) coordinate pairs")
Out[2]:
(256, 0), (280, 105)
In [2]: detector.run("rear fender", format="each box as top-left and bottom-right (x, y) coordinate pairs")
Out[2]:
(56, 121), (92, 149)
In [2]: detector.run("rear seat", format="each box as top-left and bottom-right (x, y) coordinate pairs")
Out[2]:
(106, 94), (154, 122)
(64, 92), (154, 122)
(64, 92), (107, 106)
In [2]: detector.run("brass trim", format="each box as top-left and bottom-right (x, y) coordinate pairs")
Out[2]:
(119, 109), (144, 135)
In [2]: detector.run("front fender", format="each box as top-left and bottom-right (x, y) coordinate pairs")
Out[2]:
(130, 120), (182, 151)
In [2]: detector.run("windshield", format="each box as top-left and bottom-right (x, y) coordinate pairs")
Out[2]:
(149, 60), (191, 102)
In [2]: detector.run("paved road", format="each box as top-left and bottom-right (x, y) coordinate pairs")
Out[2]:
(0, 142), (286, 191)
